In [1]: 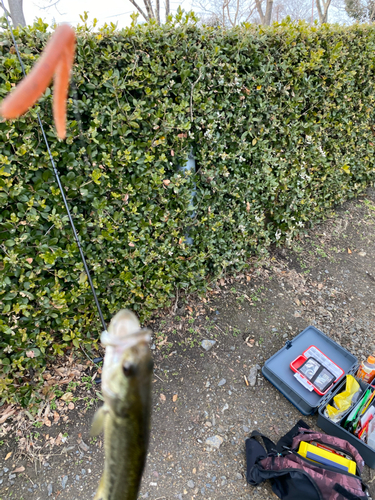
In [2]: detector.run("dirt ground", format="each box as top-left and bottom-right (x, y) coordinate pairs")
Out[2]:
(1, 188), (375, 500)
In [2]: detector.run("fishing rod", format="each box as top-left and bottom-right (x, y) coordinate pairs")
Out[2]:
(0, 3), (106, 369)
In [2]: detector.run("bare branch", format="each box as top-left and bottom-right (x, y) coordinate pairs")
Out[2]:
(156, 0), (160, 23)
(255, 0), (265, 23)
(128, 0), (149, 21)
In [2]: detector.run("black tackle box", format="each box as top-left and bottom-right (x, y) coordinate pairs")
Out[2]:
(262, 325), (375, 467)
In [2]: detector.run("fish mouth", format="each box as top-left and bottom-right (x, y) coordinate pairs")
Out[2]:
(100, 329), (151, 349)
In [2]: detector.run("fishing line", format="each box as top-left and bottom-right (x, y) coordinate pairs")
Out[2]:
(0, 1), (107, 337)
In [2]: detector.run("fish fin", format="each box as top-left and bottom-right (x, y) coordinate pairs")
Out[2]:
(90, 405), (108, 437)
(93, 473), (105, 500)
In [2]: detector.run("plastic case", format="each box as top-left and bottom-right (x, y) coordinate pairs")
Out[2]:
(262, 325), (375, 468)
(317, 377), (375, 468)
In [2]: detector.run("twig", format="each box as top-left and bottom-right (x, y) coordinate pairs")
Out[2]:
(80, 345), (94, 363)
(172, 288), (179, 315)
(214, 324), (226, 334)
(190, 68), (203, 122)
(154, 373), (165, 383)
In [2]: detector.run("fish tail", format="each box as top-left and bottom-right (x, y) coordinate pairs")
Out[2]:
(93, 473), (105, 500)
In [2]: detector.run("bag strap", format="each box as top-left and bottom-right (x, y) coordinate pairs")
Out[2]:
(245, 431), (278, 484)
(250, 430), (278, 453)
(333, 484), (368, 500)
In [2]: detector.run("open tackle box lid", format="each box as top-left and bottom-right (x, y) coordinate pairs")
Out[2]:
(262, 325), (358, 416)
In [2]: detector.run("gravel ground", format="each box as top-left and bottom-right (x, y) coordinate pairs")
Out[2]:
(1, 188), (375, 500)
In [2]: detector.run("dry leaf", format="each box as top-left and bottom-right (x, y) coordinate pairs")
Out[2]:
(44, 418), (52, 427)
(163, 179), (171, 186)
(53, 411), (60, 422)
(12, 466), (25, 473)
(172, 394), (178, 402)
(359, 251), (366, 257)
(60, 392), (74, 402)
(128, 242), (135, 247)
(68, 402), (75, 410)
(246, 201), (250, 212)
(158, 336), (168, 347)
(295, 298), (300, 306)
(348, 248), (352, 254)
(160, 394), (166, 402)
(26, 258), (33, 264)
(5, 452), (12, 461)
(318, 283), (323, 290)
(0, 408), (16, 424)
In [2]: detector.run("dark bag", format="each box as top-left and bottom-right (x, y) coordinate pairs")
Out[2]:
(246, 420), (368, 500)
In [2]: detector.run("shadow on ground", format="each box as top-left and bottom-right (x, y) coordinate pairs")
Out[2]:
(1, 188), (375, 500)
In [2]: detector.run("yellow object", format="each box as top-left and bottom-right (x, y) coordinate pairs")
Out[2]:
(357, 355), (375, 384)
(326, 375), (360, 422)
(298, 441), (356, 475)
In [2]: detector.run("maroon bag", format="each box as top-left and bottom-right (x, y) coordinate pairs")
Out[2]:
(246, 420), (368, 500)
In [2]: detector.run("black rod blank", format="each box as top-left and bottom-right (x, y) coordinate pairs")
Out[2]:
(0, 2), (107, 333)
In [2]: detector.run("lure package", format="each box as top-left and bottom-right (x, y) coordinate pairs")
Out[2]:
(290, 346), (344, 395)
(325, 375), (362, 423)
(297, 440), (357, 474)
(325, 378), (375, 448)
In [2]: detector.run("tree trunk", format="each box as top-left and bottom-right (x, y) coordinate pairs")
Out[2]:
(264, 0), (273, 24)
(316, 0), (332, 23)
(255, 0), (274, 25)
(8, 0), (26, 27)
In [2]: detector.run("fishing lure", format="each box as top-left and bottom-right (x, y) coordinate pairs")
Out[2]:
(0, 23), (75, 139)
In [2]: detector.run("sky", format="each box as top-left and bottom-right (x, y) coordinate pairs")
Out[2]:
(18, 0), (192, 29)
(7, 0), (350, 30)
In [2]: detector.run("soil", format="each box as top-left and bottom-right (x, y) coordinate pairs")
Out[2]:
(1, 188), (375, 500)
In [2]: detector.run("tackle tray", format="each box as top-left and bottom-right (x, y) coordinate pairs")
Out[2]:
(262, 325), (375, 468)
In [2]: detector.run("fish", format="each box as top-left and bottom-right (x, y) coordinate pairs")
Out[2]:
(91, 309), (153, 500)
(0, 24), (75, 139)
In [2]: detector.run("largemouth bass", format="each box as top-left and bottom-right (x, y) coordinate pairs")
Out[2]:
(91, 309), (153, 500)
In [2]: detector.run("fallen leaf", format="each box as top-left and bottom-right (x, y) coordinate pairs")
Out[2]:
(78, 440), (89, 452)
(163, 179), (171, 186)
(44, 418), (52, 427)
(160, 394), (166, 402)
(60, 392), (73, 402)
(53, 411), (60, 422)
(26, 258), (33, 264)
(359, 251), (366, 257)
(318, 283), (323, 290)
(348, 248), (352, 254)
(0, 407), (16, 424)
(55, 433), (63, 446)
(68, 402), (75, 410)
(295, 298), (300, 306)
(246, 202), (250, 212)
(5, 452), (12, 461)
(172, 394), (178, 402)
(12, 466), (25, 473)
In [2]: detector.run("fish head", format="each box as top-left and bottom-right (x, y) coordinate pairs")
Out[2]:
(100, 309), (153, 417)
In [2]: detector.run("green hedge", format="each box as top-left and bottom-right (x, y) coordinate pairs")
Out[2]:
(1, 13), (375, 405)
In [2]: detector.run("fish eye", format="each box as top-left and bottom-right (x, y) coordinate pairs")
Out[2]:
(123, 362), (136, 377)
